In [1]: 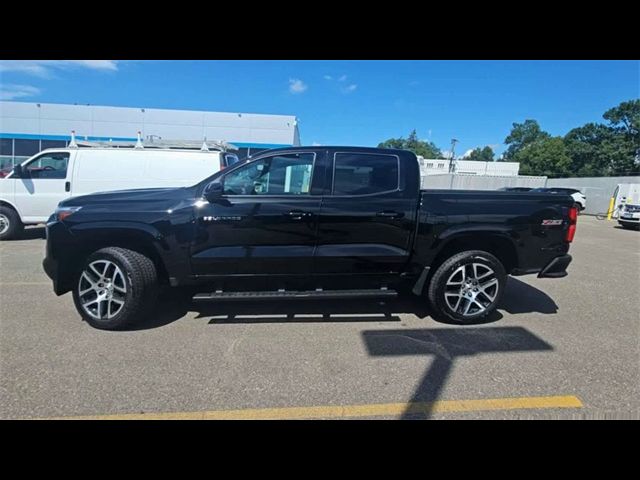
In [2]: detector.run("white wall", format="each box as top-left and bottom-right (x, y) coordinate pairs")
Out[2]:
(0, 101), (299, 146)
(417, 157), (520, 176)
(421, 174), (640, 215)
(422, 174), (546, 190)
(546, 176), (640, 215)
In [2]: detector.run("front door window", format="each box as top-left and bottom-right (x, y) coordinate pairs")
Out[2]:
(24, 152), (70, 179)
(223, 153), (314, 196)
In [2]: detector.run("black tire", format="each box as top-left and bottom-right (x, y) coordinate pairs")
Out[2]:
(0, 206), (24, 241)
(620, 223), (640, 230)
(72, 247), (158, 330)
(427, 250), (507, 324)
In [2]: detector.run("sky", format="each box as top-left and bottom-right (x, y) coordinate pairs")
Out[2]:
(0, 60), (638, 157)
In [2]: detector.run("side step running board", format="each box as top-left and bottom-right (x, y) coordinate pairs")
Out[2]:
(193, 289), (398, 302)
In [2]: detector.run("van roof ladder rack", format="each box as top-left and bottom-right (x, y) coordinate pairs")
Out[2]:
(69, 131), (236, 152)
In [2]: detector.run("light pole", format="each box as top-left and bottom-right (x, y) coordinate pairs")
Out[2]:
(449, 138), (458, 173)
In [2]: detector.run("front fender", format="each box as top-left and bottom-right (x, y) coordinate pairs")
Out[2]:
(68, 220), (167, 247)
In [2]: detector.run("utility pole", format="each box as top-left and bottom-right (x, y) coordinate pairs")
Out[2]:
(449, 138), (458, 173)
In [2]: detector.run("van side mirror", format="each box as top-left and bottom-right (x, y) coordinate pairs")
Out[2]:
(204, 181), (223, 203)
(12, 164), (23, 178)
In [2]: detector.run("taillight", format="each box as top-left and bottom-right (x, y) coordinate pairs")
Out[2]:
(566, 206), (578, 242)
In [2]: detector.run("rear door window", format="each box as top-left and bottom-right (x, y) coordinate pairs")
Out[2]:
(332, 153), (399, 196)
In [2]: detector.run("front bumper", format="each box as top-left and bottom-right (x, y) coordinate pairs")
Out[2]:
(42, 255), (57, 281)
(42, 219), (76, 295)
(538, 254), (572, 278)
(42, 255), (66, 295)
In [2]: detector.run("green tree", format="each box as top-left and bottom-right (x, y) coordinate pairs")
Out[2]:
(514, 137), (572, 177)
(378, 129), (443, 158)
(603, 99), (640, 167)
(564, 100), (640, 176)
(564, 123), (612, 176)
(504, 120), (550, 160)
(603, 99), (640, 140)
(466, 146), (495, 162)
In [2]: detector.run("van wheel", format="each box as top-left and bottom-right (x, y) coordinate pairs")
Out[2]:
(427, 250), (507, 324)
(0, 206), (24, 240)
(72, 247), (158, 330)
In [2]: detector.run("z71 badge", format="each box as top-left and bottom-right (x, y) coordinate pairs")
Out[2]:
(541, 219), (563, 226)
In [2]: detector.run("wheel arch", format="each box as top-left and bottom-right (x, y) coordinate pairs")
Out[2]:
(67, 223), (171, 286)
(431, 231), (519, 275)
(0, 199), (22, 218)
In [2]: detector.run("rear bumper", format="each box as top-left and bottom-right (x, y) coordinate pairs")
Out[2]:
(538, 254), (572, 278)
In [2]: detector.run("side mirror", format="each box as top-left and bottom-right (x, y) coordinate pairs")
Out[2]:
(204, 181), (223, 203)
(12, 164), (23, 178)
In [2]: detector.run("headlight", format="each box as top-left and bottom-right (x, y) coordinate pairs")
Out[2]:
(55, 206), (82, 221)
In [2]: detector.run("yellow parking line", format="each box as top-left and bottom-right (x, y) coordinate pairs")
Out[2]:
(46, 395), (582, 420)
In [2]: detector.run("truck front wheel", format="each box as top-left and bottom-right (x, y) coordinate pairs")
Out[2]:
(427, 250), (507, 324)
(72, 247), (158, 330)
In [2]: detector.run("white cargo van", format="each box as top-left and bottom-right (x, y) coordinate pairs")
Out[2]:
(0, 147), (240, 240)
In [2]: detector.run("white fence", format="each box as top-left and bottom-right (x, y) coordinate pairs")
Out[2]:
(546, 176), (640, 215)
(422, 173), (547, 190)
(418, 158), (520, 176)
(421, 173), (640, 216)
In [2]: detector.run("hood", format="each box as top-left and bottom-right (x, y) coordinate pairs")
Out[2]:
(59, 187), (194, 210)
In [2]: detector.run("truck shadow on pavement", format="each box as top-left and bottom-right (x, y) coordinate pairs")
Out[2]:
(499, 277), (558, 315)
(133, 277), (559, 330)
(361, 326), (554, 419)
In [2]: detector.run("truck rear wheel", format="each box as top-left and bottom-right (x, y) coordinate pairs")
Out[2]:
(427, 250), (506, 324)
(0, 206), (24, 241)
(72, 247), (158, 330)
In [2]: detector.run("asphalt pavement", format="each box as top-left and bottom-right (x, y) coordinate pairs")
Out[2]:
(1, 216), (638, 419)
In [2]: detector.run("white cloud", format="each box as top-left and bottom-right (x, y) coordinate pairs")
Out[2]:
(288, 78), (308, 94)
(461, 149), (475, 158)
(338, 74), (347, 82)
(0, 60), (118, 78)
(341, 84), (357, 94)
(323, 75), (333, 80)
(68, 60), (118, 71)
(312, 141), (322, 146)
(0, 84), (41, 100)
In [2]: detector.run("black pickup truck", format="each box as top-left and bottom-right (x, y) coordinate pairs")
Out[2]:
(43, 146), (577, 330)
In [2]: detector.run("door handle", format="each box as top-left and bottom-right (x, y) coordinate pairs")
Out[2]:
(65, 181), (71, 192)
(376, 211), (403, 219)
(287, 210), (312, 220)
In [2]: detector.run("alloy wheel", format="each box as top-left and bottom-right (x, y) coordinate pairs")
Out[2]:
(444, 262), (499, 317)
(78, 260), (127, 320)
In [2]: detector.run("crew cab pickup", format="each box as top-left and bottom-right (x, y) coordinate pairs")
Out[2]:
(43, 147), (577, 330)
